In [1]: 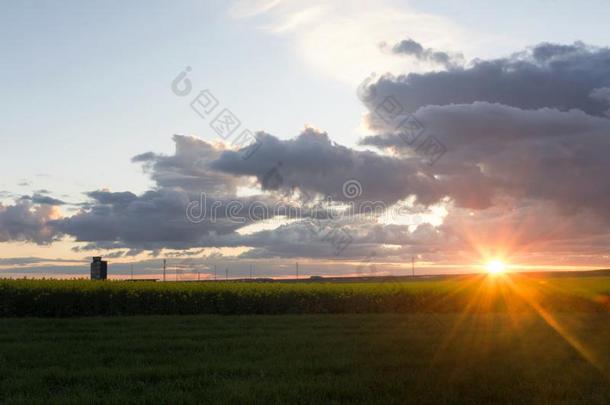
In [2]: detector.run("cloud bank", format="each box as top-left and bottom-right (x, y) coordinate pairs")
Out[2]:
(2, 42), (610, 273)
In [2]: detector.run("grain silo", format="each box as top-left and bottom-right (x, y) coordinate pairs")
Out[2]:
(90, 257), (108, 280)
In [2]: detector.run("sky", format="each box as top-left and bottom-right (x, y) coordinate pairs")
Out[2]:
(1, 0), (610, 279)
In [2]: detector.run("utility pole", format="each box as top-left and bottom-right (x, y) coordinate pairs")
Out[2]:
(412, 256), (415, 277)
(214, 265), (217, 281)
(163, 259), (166, 282)
(130, 263), (134, 281)
(250, 264), (253, 279)
(225, 268), (229, 280)
(197, 269), (200, 281)
(296, 262), (299, 280)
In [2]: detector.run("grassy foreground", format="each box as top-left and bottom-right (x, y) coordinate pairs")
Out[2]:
(1, 274), (609, 403)
(1, 313), (610, 404)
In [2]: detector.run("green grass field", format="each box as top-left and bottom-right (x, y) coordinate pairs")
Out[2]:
(1, 274), (609, 404)
(1, 313), (610, 404)
(1, 273), (609, 316)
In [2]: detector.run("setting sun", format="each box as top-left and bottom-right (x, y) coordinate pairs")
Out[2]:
(485, 260), (507, 275)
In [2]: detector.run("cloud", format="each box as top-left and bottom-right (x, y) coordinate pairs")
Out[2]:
(230, 0), (468, 84)
(590, 87), (610, 116)
(0, 201), (62, 244)
(20, 193), (66, 206)
(12, 89), (610, 265)
(381, 38), (464, 69)
(51, 135), (306, 251)
(54, 189), (251, 250)
(0, 257), (84, 266)
(4, 40), (610, 270)
(364, 42), (610, 116)
(43, 131), (440, 257)
(353, 43), (610, 265)
(211, 127), (440, 206)
(361, 103), (610, 216)
(237, 219), (434, 260)
(131, 135), (242, 195)
(429, 201), (610, 266)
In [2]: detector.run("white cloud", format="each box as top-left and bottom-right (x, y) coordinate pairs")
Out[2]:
(230, 0), (470, 85)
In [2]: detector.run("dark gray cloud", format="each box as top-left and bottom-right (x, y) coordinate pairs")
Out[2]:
(590, 87), (610, 115)
(55, 193), (319, 253)
(362, 102), (610, 215)
(382, 38), (463, 69)
(0, 201), (61, 244)
(0, 257), (84, 266)
(53, 189), (268, 250)
(210, 127), (440, 206)
(47, 135), (305, 250)
(14, 93), (610, 263)
(20, 193), (66, 206)
(237, 220), (433, 260)
(72, 243), (147, 257)
(238, 220), (356, 259)
(351, 42), (610, 265)
(45, 131), (430, 256)
(131, 135), (242, 195)
(367, 42), (610, 116)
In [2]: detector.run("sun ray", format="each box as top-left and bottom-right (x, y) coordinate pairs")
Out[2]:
(503, 275), (605, 373)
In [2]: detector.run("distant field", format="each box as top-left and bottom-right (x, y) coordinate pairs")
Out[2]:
(0, 273), (609, 317)
(1, 313), (610, 404)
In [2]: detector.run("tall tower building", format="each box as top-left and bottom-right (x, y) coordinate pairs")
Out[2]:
(90, 257), (108, 280)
